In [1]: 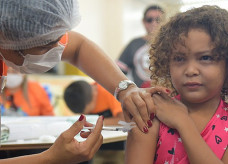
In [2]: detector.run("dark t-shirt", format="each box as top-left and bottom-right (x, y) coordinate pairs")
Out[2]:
(117, 37), (151, 87)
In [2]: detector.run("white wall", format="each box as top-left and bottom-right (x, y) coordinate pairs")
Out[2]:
(74, 0), (124, 60)
(72, 0), (228, 61)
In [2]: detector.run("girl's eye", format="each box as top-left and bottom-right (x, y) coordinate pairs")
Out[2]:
(200, 55), (214, 61)
(173, 56), (185, 62)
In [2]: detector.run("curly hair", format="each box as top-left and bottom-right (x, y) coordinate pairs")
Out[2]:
(149, 5), (228, 99)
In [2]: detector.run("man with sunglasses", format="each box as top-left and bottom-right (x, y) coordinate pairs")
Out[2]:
(117, 5), (165, 88)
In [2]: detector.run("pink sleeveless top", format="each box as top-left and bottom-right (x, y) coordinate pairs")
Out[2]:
(155, 98), (228, 164)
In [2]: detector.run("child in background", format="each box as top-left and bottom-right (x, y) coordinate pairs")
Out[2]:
(125, 5), (228, 163)
(0, 67), (54, 116)
(64, 80), (124, 125)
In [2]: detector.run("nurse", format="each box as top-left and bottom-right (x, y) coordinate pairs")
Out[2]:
(0, 0), (165, 163)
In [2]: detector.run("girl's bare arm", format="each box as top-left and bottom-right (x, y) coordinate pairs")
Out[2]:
(125, 118), (160, 164)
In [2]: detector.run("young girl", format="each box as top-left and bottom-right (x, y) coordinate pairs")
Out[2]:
(125, 5), (228, 164)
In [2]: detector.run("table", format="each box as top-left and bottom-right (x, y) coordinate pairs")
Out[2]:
(0, 131), (127, 150)
(0, 116), (128, 150)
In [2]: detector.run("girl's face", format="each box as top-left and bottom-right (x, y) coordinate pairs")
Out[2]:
(170, 29), (226, 104)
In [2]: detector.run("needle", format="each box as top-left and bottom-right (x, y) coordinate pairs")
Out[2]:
(82, 126), (131, 132)
(82, 121), (136, 132)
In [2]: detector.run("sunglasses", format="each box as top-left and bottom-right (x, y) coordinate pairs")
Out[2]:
(144, 17), (161, 23)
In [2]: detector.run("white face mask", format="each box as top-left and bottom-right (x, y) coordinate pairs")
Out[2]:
(0, 44), (64, 74)
(5, 73), (24, 88)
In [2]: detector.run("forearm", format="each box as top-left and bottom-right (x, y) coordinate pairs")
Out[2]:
(78, 45), (127, 94)
(73, 34), (127, 94)
(177, 118), (223, 164)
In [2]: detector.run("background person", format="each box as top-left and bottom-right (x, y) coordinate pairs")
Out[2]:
(117, 5), (165, 88)
(64, 80), (124, 125)
(0, 67), (54, 116)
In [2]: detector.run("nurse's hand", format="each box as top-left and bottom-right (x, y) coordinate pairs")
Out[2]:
(44, 115), (103, 164)
(119, 86), (169, 133)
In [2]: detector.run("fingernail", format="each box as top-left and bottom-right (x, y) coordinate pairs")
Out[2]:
(150, 113), (155, 120)
(101, 115), (104, 120)
(166, 89), (170, 93)
(147, 120), (152, 127)
(79, 114), (84, 121)
(143, 126), (148, 133)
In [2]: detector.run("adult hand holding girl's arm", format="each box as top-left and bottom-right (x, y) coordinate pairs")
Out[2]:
(119, 86), (169, 133)
(125, 87), (170, 164)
